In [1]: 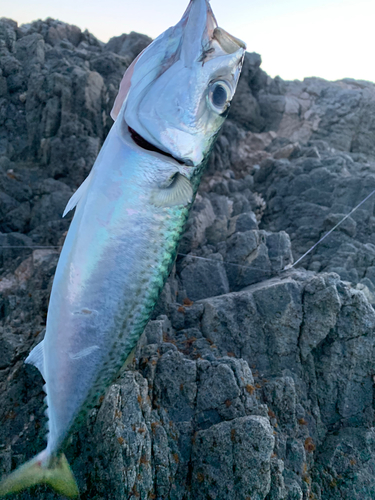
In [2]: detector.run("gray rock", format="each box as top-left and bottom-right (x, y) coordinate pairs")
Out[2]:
(105, 31), (151, 61)
(225, 230), (273, 289)
(0, 191), (18, 218)
(180, 253), (229, 301)
(265, 231), (293, 272)
(263, 377), (297, 431)
(1, 201), (30, 232)
(191, 416), (274, 499)
(312, 427), (375, 500)
(0, 231), (33, 270)
(205, 216), (228, 244)
(229, 211), (258, 233)
(179, 195), (215, 253)
(29, 191), (71, 230)
(80, 372), (154, 499)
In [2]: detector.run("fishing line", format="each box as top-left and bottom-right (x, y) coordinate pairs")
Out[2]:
(0, 246), (61, 249)
(184, 186), (375, 272)
(1, 186), (375, 277)
(0, 246), (275, 275)
(178, 252), (275, 274)
(289, 187), (375, 269)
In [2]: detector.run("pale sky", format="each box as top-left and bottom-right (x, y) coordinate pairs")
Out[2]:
(2, 0), (375, 83)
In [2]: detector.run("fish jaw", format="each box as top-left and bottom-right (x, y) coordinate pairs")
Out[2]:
(120, 0), (246, 167)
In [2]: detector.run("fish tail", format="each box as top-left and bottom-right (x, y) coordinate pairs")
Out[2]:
(0, 451), (79, 498)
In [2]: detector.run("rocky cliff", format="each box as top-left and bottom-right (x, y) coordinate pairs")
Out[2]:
(1, 16), (375, 500)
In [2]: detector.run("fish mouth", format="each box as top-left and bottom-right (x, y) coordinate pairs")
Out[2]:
(121, 0), (246, 166)
(128, 126), (186, 165)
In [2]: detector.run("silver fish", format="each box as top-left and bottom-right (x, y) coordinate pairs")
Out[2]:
(0, 0), (245, 496)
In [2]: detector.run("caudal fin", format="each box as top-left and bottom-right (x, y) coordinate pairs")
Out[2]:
(0, 452), (79, 498)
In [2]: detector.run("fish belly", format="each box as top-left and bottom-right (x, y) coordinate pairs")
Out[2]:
(43, 131), (189, 454)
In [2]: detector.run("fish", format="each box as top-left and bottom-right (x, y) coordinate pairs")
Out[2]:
(0, 0), (245, 497)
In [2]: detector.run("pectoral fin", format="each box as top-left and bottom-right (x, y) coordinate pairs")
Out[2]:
(25, 341), (45, 379)
(150, 173), (193, 208)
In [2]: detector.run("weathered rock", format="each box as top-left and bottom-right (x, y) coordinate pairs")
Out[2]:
(191, 416), (274, 499)
(180, 253), (229, 301)
(104, 31), (151, 61)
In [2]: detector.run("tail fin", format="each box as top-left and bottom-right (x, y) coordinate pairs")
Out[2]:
(0, 452), (79, 498)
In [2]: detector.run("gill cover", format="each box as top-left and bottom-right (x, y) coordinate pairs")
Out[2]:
(112, 0), (246, 166)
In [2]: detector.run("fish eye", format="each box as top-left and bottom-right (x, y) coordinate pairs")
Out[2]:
(208, 81), (232, 113)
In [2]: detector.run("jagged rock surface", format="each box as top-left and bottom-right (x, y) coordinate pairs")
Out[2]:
(1, 16), (375, 500)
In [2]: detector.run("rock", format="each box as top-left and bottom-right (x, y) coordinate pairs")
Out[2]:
(90, 52), (128, 82)
(29, 190), (71, 230)
(299, 275), (341, 360)
(230, 76), (264, 131)
(191, 416), (274, 499)
(180, 253), (229, 301)
(225, 230), (272, 289)
(229, 211), (258, 233)
(200, 276), (303, 374)
(15, 34), (45, 77)
(179, 194), (215, 253)
(323, 213), (357, 237)
(1, 201), (30, 232)
(312, 428), (375, 500)
(267, 458), (288, 500)
(0, 191), (18, 218)
(263, 377), (297, 431)
(105, 31), (151, 61)
(77, 371), (154, 499)
(0, 337), (13, 368)
(254, 153), (375, 289)
(205, 215), (228, 244)
(0, 231), (33, 271)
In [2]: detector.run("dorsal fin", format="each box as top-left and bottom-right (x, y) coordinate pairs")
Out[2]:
(63, 174), (92, 217)
(25, 341), (45, 379)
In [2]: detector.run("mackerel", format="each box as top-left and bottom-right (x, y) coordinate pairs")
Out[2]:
(0, 0), (245, 496)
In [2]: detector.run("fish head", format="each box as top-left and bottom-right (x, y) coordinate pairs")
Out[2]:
(113, 0), (246, 167)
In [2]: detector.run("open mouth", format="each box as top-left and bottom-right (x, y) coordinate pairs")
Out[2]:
(128, 126), (185, 165)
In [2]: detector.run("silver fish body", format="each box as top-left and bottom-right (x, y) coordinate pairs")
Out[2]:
(44, 124), (199, 454)
(0, 0), (245, 496)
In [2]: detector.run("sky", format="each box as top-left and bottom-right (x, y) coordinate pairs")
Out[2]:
(2, 0), (375, 83)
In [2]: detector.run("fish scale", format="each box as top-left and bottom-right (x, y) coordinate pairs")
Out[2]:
(65, 190), (194, 439)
